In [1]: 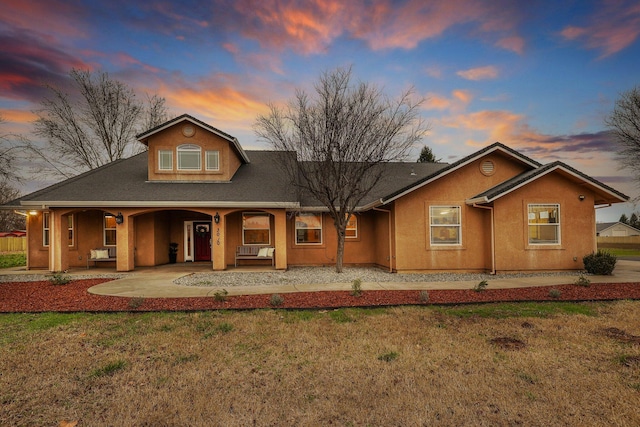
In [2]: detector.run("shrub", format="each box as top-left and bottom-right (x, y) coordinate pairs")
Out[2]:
(549, 289), (562, 299)
(351, 278), (363, 297)
(473, 280), (488, 292)
(574, 275), (591, 287)
(213, 289), (229, 302)
(418, 290), (429, 303)
(583, 250), (617, 275)
(269, 294), (284, 306)
(128, 297), (144, 309)
(48, 272), (71, 285)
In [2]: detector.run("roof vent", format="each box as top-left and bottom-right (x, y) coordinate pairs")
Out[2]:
(481, 160), (495, 176)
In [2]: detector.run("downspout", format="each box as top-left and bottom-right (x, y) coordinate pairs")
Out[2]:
(472, 204), (496, 275)
(373, 207), (394, 273)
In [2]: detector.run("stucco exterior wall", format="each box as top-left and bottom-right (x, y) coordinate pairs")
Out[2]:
(392, 153), (529, 272)
(145, 122), (242, 182)
(493, 173), (597, 271)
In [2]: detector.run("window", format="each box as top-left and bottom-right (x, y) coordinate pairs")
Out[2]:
(242, 213), (270, 245)
(43, 213), (74, 247)
(158, 150), (173, 170)
(528, 204), (560, 244)
(346, 214), (357, 238)
(177, 144), (201, 170)
(430, 206), (461, 245)
(67, 215), (74, 247)
(104, 214), (117, 246)
(43, 212), (50, 246)
(295, 213), (322, 244)
(206, 150), (220, 171)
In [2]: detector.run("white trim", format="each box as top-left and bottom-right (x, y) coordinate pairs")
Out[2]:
(242, 212), (271, 245)
(43, 211), (50, 247)
(205, 150), (220, 171)
(103, 213), (117, 246)
(429, 205), (462, 246)
(184, 221), (194, 262)
(527, 203), (560, 245)
(158, 150), (173, 170)
(177, 144), (202, 170)
(295, 212), (323, 245)
(21, 201), (301, 209)
(383, 145), (540, 205)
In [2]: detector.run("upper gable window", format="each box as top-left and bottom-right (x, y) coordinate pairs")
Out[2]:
(177, 144), (201, 170)
(158, 150), (173, 170)
(206, 150), (220, 171)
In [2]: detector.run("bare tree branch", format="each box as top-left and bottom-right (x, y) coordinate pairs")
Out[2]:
(255, 66), (428, 272)
(606, 85), (640, 194)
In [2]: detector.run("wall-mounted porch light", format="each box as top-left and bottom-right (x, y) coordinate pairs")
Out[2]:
(115, 212), (124, 224)
(214, 212), (220, 224)
(578, 195), (585, 201)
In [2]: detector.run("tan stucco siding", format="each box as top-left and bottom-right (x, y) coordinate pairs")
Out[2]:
(392, 153), (529, 272)
(146, 122), (242, 181)
(493, 173), (597, 271)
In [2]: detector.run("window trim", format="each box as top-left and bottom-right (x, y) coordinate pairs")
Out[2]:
(177, 144), (202, 171)
(43, 212), (50, 247)
(205, 150), (220, 171)
(527, 203), (560, 245)
(295, 212), (323, 245)
(242, 212), (271, 245)
(67, 214), (74, 247)
(429, 205), (462, 246)
(345, 214), (358, 239)
(158, 149), (173, 170)
(104, 214), (117, 247)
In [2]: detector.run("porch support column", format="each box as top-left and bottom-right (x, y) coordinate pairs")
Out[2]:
(212, 212), (225, 271)
(49, 211), (69, 272)
(116, 212), (135, 272)
(273, 210), (287, 270)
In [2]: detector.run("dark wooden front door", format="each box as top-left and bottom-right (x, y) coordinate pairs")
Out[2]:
(194, 222), (211, 261)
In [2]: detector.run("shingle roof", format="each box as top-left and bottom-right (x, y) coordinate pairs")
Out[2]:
(467, 161), (628, 205)
(596, 222), (640, 234)
(17, 151), (299, 208)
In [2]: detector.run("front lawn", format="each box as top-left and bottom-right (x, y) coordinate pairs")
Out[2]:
(0, 252), (26, 269)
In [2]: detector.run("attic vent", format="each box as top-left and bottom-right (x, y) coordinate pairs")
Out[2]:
(481, 160), (495, 176)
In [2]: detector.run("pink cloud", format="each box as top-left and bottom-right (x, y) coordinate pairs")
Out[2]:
(456, 66), (500, 81)
(114, 52), (161, 74)
(560, 0), (640, 58)
(424, 90), (473, 112)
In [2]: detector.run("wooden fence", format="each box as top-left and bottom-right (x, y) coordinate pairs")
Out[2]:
(0, 236), (26, 252)
(597, 236), (640, 249)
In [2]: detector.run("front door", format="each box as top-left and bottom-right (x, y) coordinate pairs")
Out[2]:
(194, 222), (212, 261)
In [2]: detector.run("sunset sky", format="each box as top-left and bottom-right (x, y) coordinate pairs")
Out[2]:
(1, 0), (639, 221)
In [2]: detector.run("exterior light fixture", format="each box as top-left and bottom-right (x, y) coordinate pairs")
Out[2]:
(578, 195), (585, 201)
(214, 212), (220, 224)
(115, 212), (124, 224)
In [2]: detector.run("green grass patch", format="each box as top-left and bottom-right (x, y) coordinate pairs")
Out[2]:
(89, 360), (127, 378)
(438, 302), (599, 319)
(0, 252), (26, 268)
(603, 248), (640, 257)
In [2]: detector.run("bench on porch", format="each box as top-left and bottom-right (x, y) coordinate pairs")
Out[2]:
(235, 245), (275, 267)
(87, 247), (117, 269)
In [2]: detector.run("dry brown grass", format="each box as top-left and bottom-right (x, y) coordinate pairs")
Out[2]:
(1, 301), (640, 426)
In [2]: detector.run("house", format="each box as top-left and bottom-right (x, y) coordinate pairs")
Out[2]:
(5, 114), (628, 273)
(596, 222), (640, 237)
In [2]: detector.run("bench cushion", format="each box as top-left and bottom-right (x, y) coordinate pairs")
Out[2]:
(257, 247), (269, 257)
(95, 249), (110, 259)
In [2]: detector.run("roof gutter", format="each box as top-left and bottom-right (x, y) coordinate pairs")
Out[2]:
(19, 201), (301, 209)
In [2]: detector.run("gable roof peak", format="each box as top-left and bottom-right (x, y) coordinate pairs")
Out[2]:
(136, 114), (250, 164)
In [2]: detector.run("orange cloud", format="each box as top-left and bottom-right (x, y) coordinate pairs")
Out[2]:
(560, 0), (640, 58)
(424, 90), (473, 112)
(456, 66), (499, 81)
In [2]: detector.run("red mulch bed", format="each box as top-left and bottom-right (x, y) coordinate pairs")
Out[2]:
(1, 279), (640, 313)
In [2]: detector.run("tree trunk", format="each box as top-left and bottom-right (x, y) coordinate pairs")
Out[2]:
(335, 226), (346, 273)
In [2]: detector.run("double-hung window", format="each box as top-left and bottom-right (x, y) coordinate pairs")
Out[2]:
(345, 214), (357, 238)
(528, 204), (560, 244)
(205, 150), (220, 171)
(104, 214), (117, 246)
(430, 206), (461, 245)
(43, 213), (74, 247)
(242, 213), (270, 245)
(177, 144), (201, 170)
(158, 150), (173, 170)
(295, 213), (322, 244)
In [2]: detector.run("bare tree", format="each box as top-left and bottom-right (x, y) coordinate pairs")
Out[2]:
(0, 181), (25, 231)
(30, 69), (168, 177)
(606, 86), (640, 192)
(0, 115), (20, 182)
(255, 67), (427, 272)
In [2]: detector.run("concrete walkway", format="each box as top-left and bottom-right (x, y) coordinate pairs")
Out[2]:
(3, 261), (637, 299)
(81, 260), (640, 298)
